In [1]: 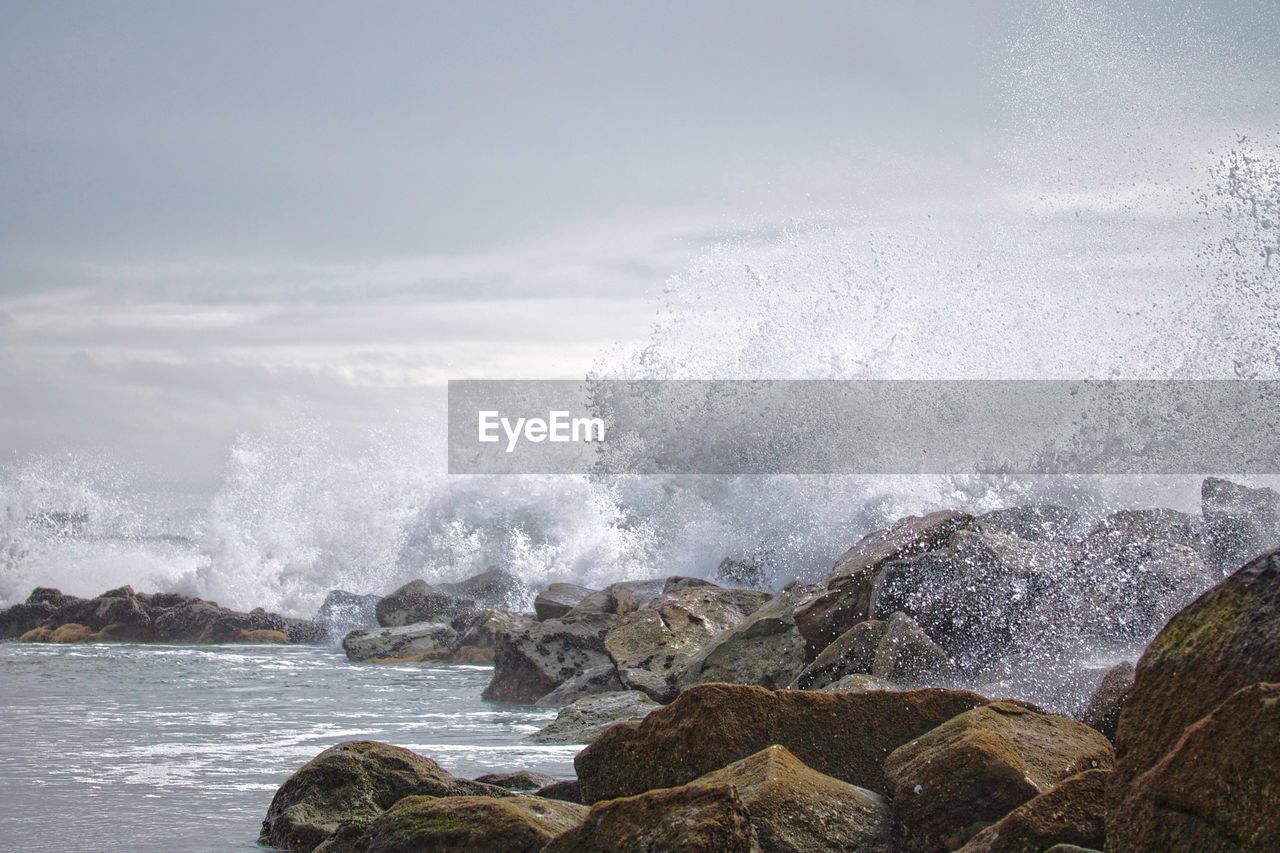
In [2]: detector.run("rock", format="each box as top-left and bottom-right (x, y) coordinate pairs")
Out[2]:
(353, 794), (586, 853)
(240, 629), (290, 643)
(147, 595), (290, 643)
(1107, 548), (1280, 814)
(472, 771), (558, 792)
(884, 702), (1114, 853)
(1042, 846), (1102, 853)
(564, 579), (666, 618)
(534, 583), (597, 621)
(528, 691), (660, 745)
(978, 504), (1082, 543)
(819, 673), (900, 693)
(1084, 508), (1204, 553)
(47, 584), (153, 637)
(542, 782), (758, 853)
(482, 613), (616, 703)
(21, 622), (97, 643)
(794, 510), (975, 650)
(575, 682), (988, 802)
(375, 580), (476, 627)
(437, 567), (532, 611)
(605, 585), (773, 701)
(1201, 476), (1280, 574)
(1110, 682), (1280, 853)
(675, 585), (810, 693)
(0, 587), (72, 638)
(316, 590), (381, 639)
(259, 741), (508, 851)
(789, 620), (888, 690)
(534, 780), (583, 804)
(715, 555), (769, 588)
(871, 611), (954, 685)
(661, 575), (719, 593)
(693, 745), (896, 853)
(1080, 660), (1133, 741)
(342, 623), (457, 663)
(449, 609), (537, 652)
(955, 769), (1108, 853)
(533, 664), (624, 707)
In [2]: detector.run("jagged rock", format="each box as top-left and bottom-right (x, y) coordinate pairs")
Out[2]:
(342, 623), (457, 663)
(789, 619), (888, 690)
(316, 590), (381, 638)
(353, 794), (586, 853)
(21, 622), (97, 643)
(259, 741), (509, 851)
(676, 585), (810, 693)
(794, 510), (975, 650)
(436, 567), (532, 611)
(1080, 660), (1133, 741)
(819, 673), (899, 693)
(1200, 476), (1280, 573)
(0, 587), (68, 638)
(45, 584), (152, 636)
(1107, 549), (1280, 843)
(575, 682), (988, 802)
(534, 583), (596, 621)
(715, 555), (770, 588)
(534, 780), (583, 804)
(884, 702), (1114, 853)
(693, 745), (896, 853)
(1084, 508), (1204, 554)
(375, 580), (476, 627)
(533, 664), (623, 707)
(955, 769), (1108, 853)
(871, 611), (954, 685)
(472, 771), (558, 792)
(605, 585), (773, 701)
(542, 781), (757, 852)
(482, 613), (616, 703)
(1110, 682), (1280, 853)
(147, 595), (288, 643)
(528, 691), (660, 745)
(564, 579), (666, 618)
(449, 609), (537, 652)
(978, 504), (1082, 543)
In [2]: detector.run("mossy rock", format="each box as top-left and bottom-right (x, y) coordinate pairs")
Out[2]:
(353, 794), (586, 852)
(955, 769), (1108, 853)
(543, 782), (757, 852)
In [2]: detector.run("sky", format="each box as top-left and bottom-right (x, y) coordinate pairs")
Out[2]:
(1, 1), (1278, 488)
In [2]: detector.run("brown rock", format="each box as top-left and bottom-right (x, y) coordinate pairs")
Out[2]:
(543, 782), (758, 853)
(1080, 661), (1133, 741)
(1107, 549), (1280, 818)
(794, 510), (974, 649)
(695, 745), (896, 852)
(241, 629), (290, 643)
(820, 673), (900, 693)
(955, 769), (1108, 853)
(1110, 682), (1280, 853)
(575, 682), (987, 802)
(353, 794), (586, 853)
(884, 702), (1113, 852)
(788, 619), (888, 690)
(534, 583), (597, 621)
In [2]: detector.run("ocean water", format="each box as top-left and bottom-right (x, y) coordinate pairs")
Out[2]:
(0, 642), (574, 853)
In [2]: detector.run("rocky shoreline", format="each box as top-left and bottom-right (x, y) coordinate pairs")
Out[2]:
(3, 476), (1278, 850)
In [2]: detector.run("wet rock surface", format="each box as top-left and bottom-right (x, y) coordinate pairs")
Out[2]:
(528, 690), (661, 745)
(352, 793), (586, 853)
(955, 769), (1108, 853)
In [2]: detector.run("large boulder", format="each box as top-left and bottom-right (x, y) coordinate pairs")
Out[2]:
(528, 691), (660, 745)
(1079, 660), (1133, 741)
(604, 585), (773, 701)
(978, 504), (1082, 544)
(482, 613), (616, 703)
(534, 583), (596, 621)
(871, 611), (954, 685)
(884, 702), (1114, 853)
(693, 745), (896, 853)
(375, 580), (476, 627)
(1200, 476), (1280, 574)
(448, 609), (538, 658)
(342, 623), (457, 663)
(471, 771), (558, 792)
(45, 584), (153, 638)
(147, 594), (292, 643)
(675, 585), (811, 693)
(543, 782), (758, 852)
(352, 794), (586, 853)
(259, 741), (507, 851)
(436, 567), (532, 611)
(0, 587), (69, 638)
(563, 579), (667, 619)
(955, 769), (1108, 853)
(575, 682), (988, 802)
(794, 510), (975, 649)
(1107, 548), (1280, 814)
(316, 590), (381, 639)
(789, 619), (888, 690)
(1109, 682), (1280, 852)
(532, 664), (624, 708)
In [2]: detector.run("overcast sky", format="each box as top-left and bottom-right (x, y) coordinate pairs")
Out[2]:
(1, 1), (1277, 487)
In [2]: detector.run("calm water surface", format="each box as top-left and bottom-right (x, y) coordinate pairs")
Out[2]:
(0, 642), (575, 852)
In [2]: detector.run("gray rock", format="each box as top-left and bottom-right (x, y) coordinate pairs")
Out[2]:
(374, 579), (476, 627)
(449, 608), (537, 650)
(533, 582), (596, 621)
(482, 612), (616, 703)
(528, 690), (661, 745)
(676, 585), (811, 693)
(789, 619), (888, 690)
(534, 664), (624, 708)
(534, 779), (583, 804)
(819, 673), (900, 693)
(342, 622), (457, 662)
(437, 567), (532, 611)
(979, 504), (1082, 543)
(1201, 476), (1280, 573)
(1080, 660), (1134, 741)
(564, 578), (667, 618)
(871, 611), (954, 686)
(315, 590), (380, 639)
(714, 556), (769, 588)
(472, 770), (558, 792)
